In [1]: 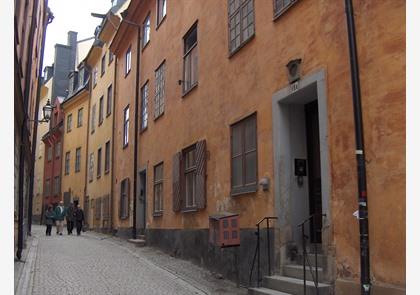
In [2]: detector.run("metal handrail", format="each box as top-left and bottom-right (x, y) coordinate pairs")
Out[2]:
(298, 213), (326, 295)
(249, 216), (278, 287)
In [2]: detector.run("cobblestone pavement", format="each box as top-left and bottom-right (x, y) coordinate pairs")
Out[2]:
(28, 225), (247, 295)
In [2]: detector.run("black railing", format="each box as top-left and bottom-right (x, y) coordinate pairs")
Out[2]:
(249, 216), (278, 287)
(297, 213), (326, 295)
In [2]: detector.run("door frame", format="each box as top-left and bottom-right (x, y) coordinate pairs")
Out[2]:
(271, 69), (331, 261)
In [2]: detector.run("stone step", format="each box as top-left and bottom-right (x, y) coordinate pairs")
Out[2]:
(283, 264), (324, 281)
(127, 239), (146, 247)
(263, 275), (331, 295)
(248, 287), (292, 295)
(137, 235), (145, 240)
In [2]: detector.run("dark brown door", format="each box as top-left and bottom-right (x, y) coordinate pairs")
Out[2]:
(305, 100), (323, 244)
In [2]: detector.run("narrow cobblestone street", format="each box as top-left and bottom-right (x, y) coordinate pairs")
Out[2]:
(19, 225), (246, 295)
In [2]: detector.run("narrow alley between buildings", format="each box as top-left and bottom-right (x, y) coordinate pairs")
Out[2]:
(15, 225), (246, 295)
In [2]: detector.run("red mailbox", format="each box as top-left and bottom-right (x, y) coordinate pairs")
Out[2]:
(209, 212), (240, 248)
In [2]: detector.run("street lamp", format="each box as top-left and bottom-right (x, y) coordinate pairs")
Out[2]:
(30, 99), (54, 123)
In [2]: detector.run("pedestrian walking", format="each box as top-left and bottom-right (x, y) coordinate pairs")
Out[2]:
(66, 202), (75, 235)
(74, 204), (85, 236)
(54, 201), (66, 235)
(45, 206), (54, 236)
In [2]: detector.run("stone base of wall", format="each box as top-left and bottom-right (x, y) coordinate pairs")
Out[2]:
(335, 279), (405, 295)
(32, 214), (42, 224)
(145, 228), (275, 286)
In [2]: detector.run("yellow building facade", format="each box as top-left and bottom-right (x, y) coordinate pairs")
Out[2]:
(33, 81), (51, 222)
(85, 13), (122, 232)
(61, 63), (90, 211)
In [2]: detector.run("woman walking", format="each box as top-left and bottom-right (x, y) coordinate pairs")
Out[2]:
(45, 206), (54, 236)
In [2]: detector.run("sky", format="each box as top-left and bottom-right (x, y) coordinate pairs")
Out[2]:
(43, 0), (112, 69)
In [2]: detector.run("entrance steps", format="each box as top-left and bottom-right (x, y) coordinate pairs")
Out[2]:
(128, 235), (146, 247)
(248, 251), (331, 295)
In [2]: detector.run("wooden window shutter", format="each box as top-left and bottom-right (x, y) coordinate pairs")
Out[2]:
(172, 152), (182, 212)
(195, 140), (207, 209)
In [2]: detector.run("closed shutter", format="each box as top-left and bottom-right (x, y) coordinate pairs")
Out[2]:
(195, 140), (206, 209)
(172, 152), (182, 212)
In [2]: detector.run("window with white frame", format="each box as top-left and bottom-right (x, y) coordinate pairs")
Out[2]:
(143, 14), (150, 47)
(154, 62), (165, 119)
(157, 0), (166, 26)
(183, 23), (198, 94)
(75, 147), (81, 172)
(125, 47), (131, 75)
(228, 0), (255, 54)
(141, 82), (148, 130)
(123, 106), (129, 147)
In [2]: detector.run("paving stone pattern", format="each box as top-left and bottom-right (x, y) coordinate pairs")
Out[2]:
(30, 225), (246, 295)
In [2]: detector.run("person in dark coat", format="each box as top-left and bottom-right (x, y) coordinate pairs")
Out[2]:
(74, 204), (85, 236)
(66, 203), (75, 235)
(45, 206), (54, 236)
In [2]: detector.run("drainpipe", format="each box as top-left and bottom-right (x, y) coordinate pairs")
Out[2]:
(17, 0), (40, 260)
(28, 1), (53, 235)
(344, 0), (371, 294)
(110, 46), (117, 234)
(132, 25), (141, 239)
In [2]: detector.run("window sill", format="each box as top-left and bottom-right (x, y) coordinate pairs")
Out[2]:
(140, 126), (148, 134)
(153, 211), (163, 217)
(106, 112), (111, 118)
(67, 130), (72, 133)
(228, 34), (255, 59)
(181, 208), (198, 214)
(142, 40), (150, 52)
(154, 112), (164, 122)
(156, 15), (166, 31)
(125, 69), (131, 78)
(97, 175), (101, 179)
(182, 83), (198, 98)
(105, 169), (109, 175)
(273, 2), (297, 22)
(230, 185), (258, 197)
(123, 143), (129, 149)
(120, 215), (129, 220)
(75, 170), (80, 173)
(77, 125), (82, 128)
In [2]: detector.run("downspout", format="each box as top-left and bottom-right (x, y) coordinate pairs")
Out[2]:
(84, 70), (93, 228)
(344, 1), (371, 294)
(110, 49), (117, 233)
(28, 1), (53, 235)
(17, 0), (40, 260)
(132, 26), (141, 239)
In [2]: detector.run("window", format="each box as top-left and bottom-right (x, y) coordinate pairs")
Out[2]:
(95, 198), (101, 220)
(65, 152), (70, 175)
(55, 142), (61, 158)
(231, 114), (257, 195)
(183, 23), (198, 94)
(173, 140), (207, 212)
(125, 47), (131, 75)
(120, 178), (130, 219)
(109, 50), (114, 64)
(142, 14), (150, 47)
(91, 104), (96, 133)
(102, 195), (110, 219)
(93, 67), (98, 86)
(153, 163), (163, 215)
(47, 146), (52, 161)
(97, 147), (102, 178)
(89, 153), (94, 182)
(101, 55), (106, 76)
(157, 0), (166, 26)
(105, 141), (110, 173)
(106, 84), (112, 117)
(79, 67), (85, 86)
(183, 146), (197, 209)
(75, 147), (81, 172)
(228, 0), (255, 54)
(99, 96), (104, 125)
(154, 62), (165, 119)
(140, 82), (148, 130)
(77, 108), (83, 127)
(53, 176), (60, 195)
(123, 106), (129, 147)
(67, 114), (72, 132)
(45, 179), (50, 196)
(273, 0), (297, 18)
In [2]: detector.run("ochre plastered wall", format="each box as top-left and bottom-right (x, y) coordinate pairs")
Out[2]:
(112, 26), (137, 231)
(86, 38), (116, 230)
(61, 91), (89, 210)
(116, 0), (404, 289)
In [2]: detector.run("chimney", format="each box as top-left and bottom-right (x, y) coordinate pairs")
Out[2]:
(67, 31), (78, 71)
